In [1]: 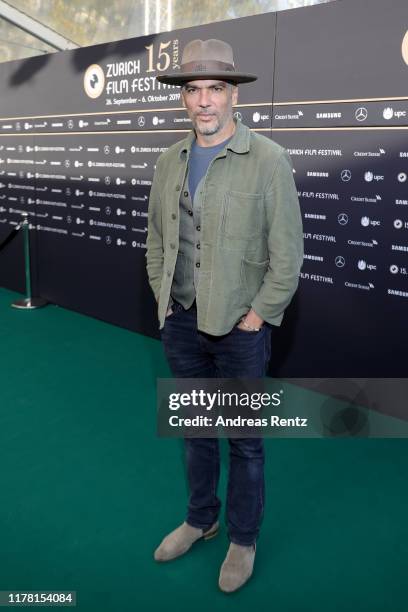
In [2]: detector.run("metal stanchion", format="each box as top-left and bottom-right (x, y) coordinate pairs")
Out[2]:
(11, 213), (48, 310)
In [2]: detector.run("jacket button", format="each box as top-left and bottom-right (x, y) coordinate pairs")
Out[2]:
(196, 243), (200, 249)
(188, 210), (193, 216)
(196, 225), (201, 231)
(171, 213), (176, 220)
(196, 262), (200, 268)
(170, 243), (175, 249)
(183, 191), (189, 197)
(175, 184), (181, 191)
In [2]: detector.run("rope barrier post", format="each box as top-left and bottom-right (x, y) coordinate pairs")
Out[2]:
(11, 213), (48, 310)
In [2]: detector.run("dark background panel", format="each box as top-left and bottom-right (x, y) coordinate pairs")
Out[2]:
(269, 126), (408, 376)
(34, 131), (183, 337)
(0, 134), (36, 295)
(274, 0), (408, 103)
(0, 12), (275, 121)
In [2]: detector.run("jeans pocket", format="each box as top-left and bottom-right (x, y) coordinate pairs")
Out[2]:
(165, 300), (183, 320)
(235, 324), (259, 334)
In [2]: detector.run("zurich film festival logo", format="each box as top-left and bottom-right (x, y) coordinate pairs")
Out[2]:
(84, 64), (105, 99)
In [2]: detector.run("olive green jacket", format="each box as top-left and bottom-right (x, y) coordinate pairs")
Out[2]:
(145, 118), (303, 335)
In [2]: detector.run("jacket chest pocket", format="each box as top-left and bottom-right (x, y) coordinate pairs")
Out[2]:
(220, 190), (264, 240)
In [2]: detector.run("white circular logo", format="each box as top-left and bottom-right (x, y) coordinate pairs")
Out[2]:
(364, 171), (374, 182)
(335, 256), (345, 268)
(152, 116), (159, 126)
(341, 169), (351, 182)
(138, 116), (146, 127)
(398, 172), (407, 183)
(84, 64), (105, 99)
(390, 264), (399, 274)
(233, 111), (242, 121)
(252, 112), (260, 123)
(357, 260), (366, 270)
(338, 213), (349, 225)
(361, 216), (370, 227)
(383, 107), (393, 120)
(403, 31), (408, 65)
(355, 107), (368, 122)
(394, 219), (403, 229)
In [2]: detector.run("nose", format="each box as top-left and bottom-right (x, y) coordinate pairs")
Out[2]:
(198, 88), (211, 107)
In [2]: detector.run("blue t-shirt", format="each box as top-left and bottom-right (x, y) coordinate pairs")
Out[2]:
(188, 135), (233, 203)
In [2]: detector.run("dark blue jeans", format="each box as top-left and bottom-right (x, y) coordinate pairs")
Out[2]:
(160, 300), (272, 546)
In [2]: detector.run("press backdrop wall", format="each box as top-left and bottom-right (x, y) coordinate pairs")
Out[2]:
(0, 0), (407, 380)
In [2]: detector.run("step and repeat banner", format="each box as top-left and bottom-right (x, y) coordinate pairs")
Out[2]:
(270, 0), (408, 378)
(0, 12), (273, 335)
(0, 0), (407, 378)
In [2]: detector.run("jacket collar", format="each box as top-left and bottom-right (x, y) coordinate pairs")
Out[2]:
(179, 117), (250, 159)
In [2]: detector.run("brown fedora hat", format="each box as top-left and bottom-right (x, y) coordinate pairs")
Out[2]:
(156, 39), (257, 86)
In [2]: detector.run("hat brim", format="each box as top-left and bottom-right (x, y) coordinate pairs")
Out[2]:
(156, 71), (258, 85)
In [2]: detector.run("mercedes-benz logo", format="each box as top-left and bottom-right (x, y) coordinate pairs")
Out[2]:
(341, 169), (351, 182)
(355, 107), (368, 122)
(335, 256), (345, 268)
(338, 213), (349, 225)
(138, 116), (146, 127)
(233, 111), (242, 121)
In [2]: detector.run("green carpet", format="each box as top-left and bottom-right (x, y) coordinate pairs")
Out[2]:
(0, 287), (406, 611)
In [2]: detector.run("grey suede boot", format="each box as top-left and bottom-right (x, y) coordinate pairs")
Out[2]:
(154, 521), (219, 562)
(218, 543), (256, 592)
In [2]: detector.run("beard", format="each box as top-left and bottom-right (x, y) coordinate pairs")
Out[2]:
(193, 115), (219, 135)
(192, 111), (229, 136)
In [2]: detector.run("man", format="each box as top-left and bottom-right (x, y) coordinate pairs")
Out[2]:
(146, 39), (303, 592)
